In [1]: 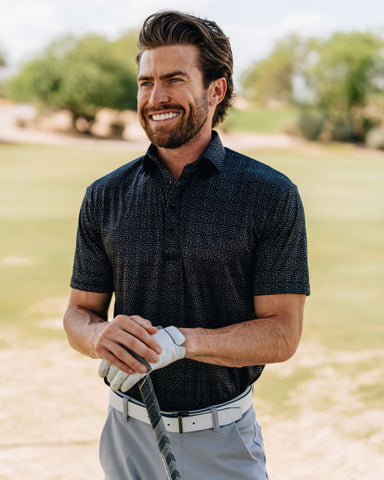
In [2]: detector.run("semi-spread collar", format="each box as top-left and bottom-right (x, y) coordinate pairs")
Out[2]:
(143, 130), (226, 173)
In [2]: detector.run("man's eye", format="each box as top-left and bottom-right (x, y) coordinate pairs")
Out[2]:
(170, 78), (182, 83)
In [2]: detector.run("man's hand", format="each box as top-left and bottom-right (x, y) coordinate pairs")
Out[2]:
(98, 326), (186, 392)
(94, 314), (161, 375)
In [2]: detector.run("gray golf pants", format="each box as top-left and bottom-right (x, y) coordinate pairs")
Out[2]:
(99, 403), (269, 479)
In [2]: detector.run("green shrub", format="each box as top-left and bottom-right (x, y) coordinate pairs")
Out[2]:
(297, 109), (325, 141)
(329, 121), (355, 142)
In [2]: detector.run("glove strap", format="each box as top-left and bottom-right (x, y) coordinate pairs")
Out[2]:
(163, 326), (186, 345)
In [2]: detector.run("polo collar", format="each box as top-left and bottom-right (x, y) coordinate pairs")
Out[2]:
(143, 130), (226, 173)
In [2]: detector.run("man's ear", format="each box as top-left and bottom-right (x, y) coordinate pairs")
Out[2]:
(208, 77), (227, 106)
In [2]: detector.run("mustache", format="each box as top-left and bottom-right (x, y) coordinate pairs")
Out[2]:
(143, 105), (184, 115)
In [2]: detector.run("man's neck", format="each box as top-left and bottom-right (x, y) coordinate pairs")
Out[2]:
(156, 129), (212, 182)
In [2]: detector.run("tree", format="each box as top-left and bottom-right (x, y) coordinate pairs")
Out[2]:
(0, 45), (6, 67)
(241, 30), (384, 142)
(0, 45), (7, 98)
(240, 35), (308, 104)
(111, 30), (140, 71)
(7, 33), (138, 132)
(306, 31), (384, 140)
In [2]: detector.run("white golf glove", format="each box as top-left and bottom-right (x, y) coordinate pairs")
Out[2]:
(98, 326), (186, 392)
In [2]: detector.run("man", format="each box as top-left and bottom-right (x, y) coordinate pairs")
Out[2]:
(63, 10), (310, 480)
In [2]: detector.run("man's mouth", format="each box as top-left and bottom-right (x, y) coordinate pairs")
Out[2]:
(150, 112), (180, 122)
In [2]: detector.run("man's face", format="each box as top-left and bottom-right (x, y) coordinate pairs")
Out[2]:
(137, 45), (210, 149)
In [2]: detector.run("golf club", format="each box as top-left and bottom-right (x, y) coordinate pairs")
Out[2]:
(138, 375), (182, 480)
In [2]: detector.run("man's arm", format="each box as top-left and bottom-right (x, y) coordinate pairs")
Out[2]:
(63, 288), (162, 375)
(64, 289), (304, 387)
(180, 293), (305, 367)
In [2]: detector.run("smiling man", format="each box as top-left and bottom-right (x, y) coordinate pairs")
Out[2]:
(63, 10), (310, 480)
(137, 45), (210, 150)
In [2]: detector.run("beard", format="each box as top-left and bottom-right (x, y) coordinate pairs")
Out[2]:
(139, 93), (209, 149)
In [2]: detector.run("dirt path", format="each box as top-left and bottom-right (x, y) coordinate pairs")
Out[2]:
(0, 337), (109, 480)
(260, 343), (384, 479)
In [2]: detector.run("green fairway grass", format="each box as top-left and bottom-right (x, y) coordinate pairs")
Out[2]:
(251, 145), (384, 351)
(0, 139), (383, 413)
(223, 106), (298, 134)
(0, 143), (138, 343)
(249, 143), (384, 417)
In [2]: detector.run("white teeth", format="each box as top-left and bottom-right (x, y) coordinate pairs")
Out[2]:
(151, 112), (179, 121)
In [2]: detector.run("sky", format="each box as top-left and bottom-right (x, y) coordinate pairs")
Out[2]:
(1, 0), (383, 80)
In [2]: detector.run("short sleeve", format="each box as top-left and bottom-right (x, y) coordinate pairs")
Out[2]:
(253, 186), (310, 296)
(70, 187), (114, 293)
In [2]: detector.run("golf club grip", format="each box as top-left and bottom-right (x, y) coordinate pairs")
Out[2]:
(138, 376), (182, 480)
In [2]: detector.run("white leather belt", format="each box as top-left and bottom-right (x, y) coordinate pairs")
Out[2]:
(109, 387), (253, 433)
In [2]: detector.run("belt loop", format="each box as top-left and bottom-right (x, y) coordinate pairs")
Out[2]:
(123, 396), (129, 422)
(211, 407), (220, 433)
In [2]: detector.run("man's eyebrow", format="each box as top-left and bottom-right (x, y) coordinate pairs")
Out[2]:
(161, 71), (189, 80)
(138, 71), (189, 81)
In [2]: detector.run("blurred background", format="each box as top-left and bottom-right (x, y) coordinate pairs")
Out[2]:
(0, 1), (383, 479)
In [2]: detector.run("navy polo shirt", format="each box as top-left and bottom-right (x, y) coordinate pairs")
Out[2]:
(71, 131), (310, 411)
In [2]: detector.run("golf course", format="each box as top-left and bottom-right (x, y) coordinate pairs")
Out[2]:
(0, 128), (383, 479)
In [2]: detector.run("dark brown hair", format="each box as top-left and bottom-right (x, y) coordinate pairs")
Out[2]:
(136, 10), (234, 127)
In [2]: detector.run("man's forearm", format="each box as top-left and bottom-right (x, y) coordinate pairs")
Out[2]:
(180, 315), (302, 368)
(63, 305), (107, 359)
(63, 289), (162, 375)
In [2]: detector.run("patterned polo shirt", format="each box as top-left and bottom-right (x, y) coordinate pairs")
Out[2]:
(71, 131), (310, 411)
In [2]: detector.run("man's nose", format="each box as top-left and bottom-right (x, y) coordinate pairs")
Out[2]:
(149, 83), (170, 106)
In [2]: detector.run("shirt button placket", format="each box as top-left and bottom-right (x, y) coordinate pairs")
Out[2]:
(162, 184), (181, 328)
(164, 200), (179, 263)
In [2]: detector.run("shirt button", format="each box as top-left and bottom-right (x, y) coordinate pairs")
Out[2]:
(163, 250), (178, 260)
